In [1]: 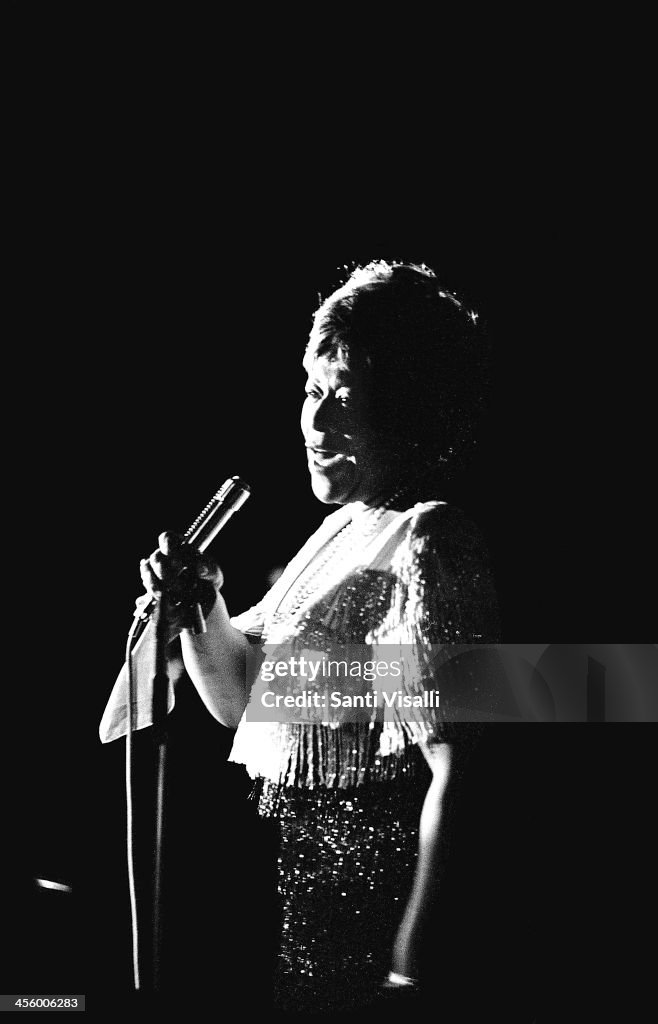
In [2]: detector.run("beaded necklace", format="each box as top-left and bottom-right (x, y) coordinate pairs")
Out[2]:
(273, 486), (412, 623)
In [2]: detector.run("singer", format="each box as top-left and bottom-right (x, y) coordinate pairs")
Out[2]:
(101, 262), (499, 1014)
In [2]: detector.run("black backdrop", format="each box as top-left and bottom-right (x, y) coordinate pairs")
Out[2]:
(4, 8), (655, 1017)
(6, 199), (656, 1018)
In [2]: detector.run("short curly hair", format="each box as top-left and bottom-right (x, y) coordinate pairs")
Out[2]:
(304, 261), (493, 472)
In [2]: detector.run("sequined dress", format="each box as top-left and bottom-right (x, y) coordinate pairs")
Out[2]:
(228, 499), (499, 1014)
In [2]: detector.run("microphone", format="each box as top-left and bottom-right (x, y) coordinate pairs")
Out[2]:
(182, 476), (251, 553)
(134, 476), (251, 627)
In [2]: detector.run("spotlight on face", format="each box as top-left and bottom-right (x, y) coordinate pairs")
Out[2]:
(301, 354), (392, 506)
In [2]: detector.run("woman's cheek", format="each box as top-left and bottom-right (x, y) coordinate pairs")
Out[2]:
(300, 399), (312, 437)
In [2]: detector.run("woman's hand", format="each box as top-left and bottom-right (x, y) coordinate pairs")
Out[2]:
(139, 531), (224, 629)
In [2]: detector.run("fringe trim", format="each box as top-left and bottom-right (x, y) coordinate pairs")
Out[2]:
(230, 721), (421, 790)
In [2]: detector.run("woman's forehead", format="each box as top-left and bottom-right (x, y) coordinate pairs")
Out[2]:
(305, 353), (354, 387)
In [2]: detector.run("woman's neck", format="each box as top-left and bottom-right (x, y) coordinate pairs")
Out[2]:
(352, 478), (426, 514)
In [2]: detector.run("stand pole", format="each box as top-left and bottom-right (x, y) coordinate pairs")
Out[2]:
(151, 597), (170, 992)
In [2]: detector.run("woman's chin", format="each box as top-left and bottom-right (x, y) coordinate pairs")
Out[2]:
(310, 468), (357, 505)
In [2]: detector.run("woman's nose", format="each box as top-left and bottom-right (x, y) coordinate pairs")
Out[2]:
(308, 396), (339, 433)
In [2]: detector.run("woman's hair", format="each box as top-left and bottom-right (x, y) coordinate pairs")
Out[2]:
(305, 261), (493, 475)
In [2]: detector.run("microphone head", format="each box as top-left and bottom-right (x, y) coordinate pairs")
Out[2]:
(185, 477), (251, 552)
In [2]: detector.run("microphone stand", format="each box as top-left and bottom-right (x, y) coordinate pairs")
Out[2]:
(150, 595), (170, 994)
(149, 584), (207, 994)
(125, 476), (250, 995)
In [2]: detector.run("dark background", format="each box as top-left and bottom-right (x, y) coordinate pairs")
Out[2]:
(6, 233), (655, 1019)
(4, 9), (656, 1015)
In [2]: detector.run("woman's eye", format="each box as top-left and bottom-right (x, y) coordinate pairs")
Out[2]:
(305, 389), (321, 399)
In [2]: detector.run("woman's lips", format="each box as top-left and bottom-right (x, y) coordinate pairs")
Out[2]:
(307, 448), (351, 470)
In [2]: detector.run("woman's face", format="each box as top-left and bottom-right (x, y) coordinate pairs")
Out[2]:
(301, 353), (392, 505)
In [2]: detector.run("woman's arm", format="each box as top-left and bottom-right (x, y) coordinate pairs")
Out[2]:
(179, 590), (251, 729)
(390, 742), (454, 980)
(386, 504), (497, 984)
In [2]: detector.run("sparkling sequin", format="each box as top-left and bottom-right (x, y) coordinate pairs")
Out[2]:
(257, 773), (428, 1014)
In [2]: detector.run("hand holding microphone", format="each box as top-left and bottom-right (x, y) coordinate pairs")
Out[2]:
(134, 476), (251, 635)
(139, 532), (223, 632)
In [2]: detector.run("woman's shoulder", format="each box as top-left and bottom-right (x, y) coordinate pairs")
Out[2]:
(394, 500), (501, 640)
(364, 500), (490, 577)
(400, 500), (487, 553)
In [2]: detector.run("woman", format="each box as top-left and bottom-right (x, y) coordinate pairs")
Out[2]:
(108, 261), (499, 1013)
